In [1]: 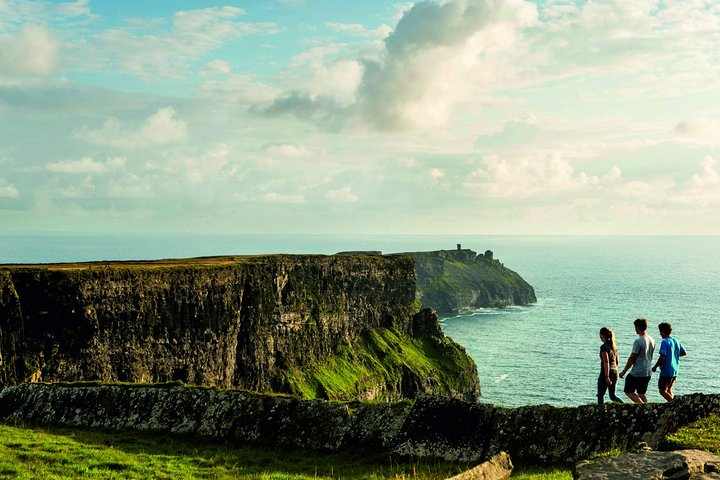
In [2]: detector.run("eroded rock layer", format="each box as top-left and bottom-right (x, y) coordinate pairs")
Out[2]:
(0, 255), (479, 401)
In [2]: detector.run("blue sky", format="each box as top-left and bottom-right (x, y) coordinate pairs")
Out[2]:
(1, 0), (720, 235)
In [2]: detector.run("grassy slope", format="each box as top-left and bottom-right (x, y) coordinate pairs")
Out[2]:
(280, 327), (477, 401)
(663, 411), (720, 454)
(0, 425), (474, 480)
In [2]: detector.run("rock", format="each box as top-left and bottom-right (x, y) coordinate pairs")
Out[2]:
(392, 248), (536, 316)
(0, 255), (479, 401)
(446, 452), (513, 480)
(573, 449), (720, 480)
(1, 384), (719, 466)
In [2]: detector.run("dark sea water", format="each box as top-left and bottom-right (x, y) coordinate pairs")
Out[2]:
(1, 234), (717, 407)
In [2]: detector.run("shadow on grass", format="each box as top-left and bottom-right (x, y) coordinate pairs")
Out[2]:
(0, 424), (476, 479)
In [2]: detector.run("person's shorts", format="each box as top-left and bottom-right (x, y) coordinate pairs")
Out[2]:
(659, 376), (677, 391)
(624, 374), (651, 394)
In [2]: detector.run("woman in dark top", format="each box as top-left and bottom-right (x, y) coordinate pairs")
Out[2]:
(598, 327), (624, 404)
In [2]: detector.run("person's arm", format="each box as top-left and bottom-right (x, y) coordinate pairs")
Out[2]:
(619, 352), (637, 378)
(601, 350), (612, 384)
(652, 354), (666, 373)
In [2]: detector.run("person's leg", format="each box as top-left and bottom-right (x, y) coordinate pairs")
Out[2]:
(624, 375), (645, 404)
(637, 376), (650, 403)
(659, 377), (675, 402)
(608, 371), (623, 402)
(597, 374), (607, 405)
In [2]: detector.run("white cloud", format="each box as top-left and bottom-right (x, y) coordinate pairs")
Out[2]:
(0, 178), (19, 198)
(262, 192), (305, 204)
(430, 168), (444, 178)
(144, 143), (232, 183)
(326, 186), (358, 202)
(356, 0), (538, 130)
(201, 59), (231, 76)
(463, 152), (619, 199)
(141, 107), (187, 145)
(76, 107), (187, 148)
(46, 156), (125, 174)
(263, 0), (538, 131)
(673, 156), (720, 208)
(0, 24), (59, 77)
(70, 7), (279, 79)
(674, 118), (720, 142)
(325, 22), (392, 38)
(262, 143), (313, 158)
(198, 74), (280, 105)
(397, 158), (417, 168)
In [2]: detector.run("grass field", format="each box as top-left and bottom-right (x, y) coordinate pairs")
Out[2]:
(664, 411), (720, 454)
(4, 413), (718, 480)
(0, 424), (477, 480)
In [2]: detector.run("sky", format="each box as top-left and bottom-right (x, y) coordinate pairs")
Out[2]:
(1, 0), (719, 236)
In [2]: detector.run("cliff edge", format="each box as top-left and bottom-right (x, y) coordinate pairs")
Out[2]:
(0, 255), (479, 402)
(394, 248), (536, 316)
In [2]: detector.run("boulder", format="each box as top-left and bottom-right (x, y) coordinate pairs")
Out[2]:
(573, 449), (720, 480)
(446, 451), (513, 480)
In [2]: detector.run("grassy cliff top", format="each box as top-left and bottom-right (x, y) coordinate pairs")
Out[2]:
(0, 253), (398, 271)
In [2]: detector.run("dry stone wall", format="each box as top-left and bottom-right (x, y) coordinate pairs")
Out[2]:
(1, 384), (718, 466)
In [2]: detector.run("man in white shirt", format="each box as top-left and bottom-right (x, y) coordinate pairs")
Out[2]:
(619, 317), (656, 404)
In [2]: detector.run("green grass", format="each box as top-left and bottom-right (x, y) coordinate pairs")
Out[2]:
(0, 424), (477, 480)
(280, 327), (476, 401)
(510, 466), (573, 479)
(664, 412), (720, 454)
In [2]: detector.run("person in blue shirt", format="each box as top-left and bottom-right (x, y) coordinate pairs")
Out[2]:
(651, 322), (687, 402)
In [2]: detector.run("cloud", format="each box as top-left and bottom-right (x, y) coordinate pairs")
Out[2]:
(261, 0), (538, 131)
(198, 74), (279, 105)
(463, 152), (621, 199)
(262, 192), (305, 204)
(76, 107), (187, 148)
(673, 156), (720, 207)
(46, 156), (125, 174)
(70, 7), (280, 79)
(673, 118), (720, 143)
(325, 22), (392, 38)
(476, 116), (542, 148)
(397, 158), (417, 168)
(0, 178), (19, 198)
(141, 107), (188, 145)
(201, 59), (231, 76)
(262, 143), (313, 158)
(326, 186), (358, 202)
(0, 24), (59, 77)
(358, 0), (537, 130)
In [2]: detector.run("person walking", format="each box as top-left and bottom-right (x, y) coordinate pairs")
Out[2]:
(597, 326), (624, 404)
(652, 322), (687, 402)
(619, 317), (656, 403)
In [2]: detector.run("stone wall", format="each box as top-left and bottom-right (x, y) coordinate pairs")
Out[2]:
(0, 255), (478, 401)
(1, 384), (718, 465)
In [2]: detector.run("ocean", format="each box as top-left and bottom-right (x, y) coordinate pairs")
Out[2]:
(1, 234), (718, 407)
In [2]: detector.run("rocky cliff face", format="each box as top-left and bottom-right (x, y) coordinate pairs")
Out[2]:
(395, 249), (536, 316)
(0, 255), (479, 401)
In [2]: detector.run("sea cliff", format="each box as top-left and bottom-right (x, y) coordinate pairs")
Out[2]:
(0, 255), (479, 401)
(396, 248), (537, 316)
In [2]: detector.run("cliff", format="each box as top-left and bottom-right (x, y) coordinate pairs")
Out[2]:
(1, 383), (718, 466)
(394, 248), (536, 316)
(0, 255), (479, 401)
